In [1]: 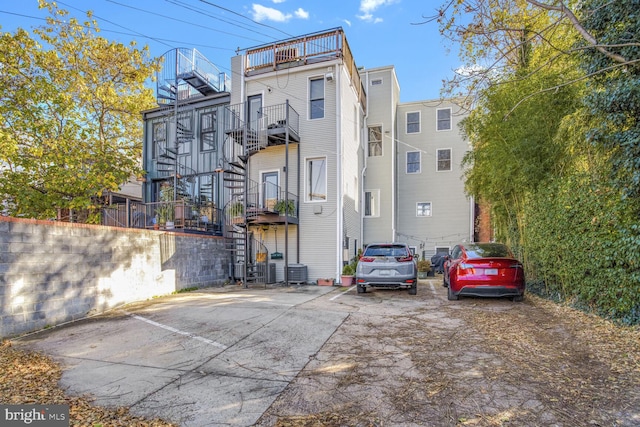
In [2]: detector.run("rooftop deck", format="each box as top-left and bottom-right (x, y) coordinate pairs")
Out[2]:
(242, 28), (366, 112)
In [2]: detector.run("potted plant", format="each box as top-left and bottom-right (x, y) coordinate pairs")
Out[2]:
(417, 259), (431, 279)
(317, 278), (334, 286)
(274, 199), (295, 216)
(341, 263), (356, 287)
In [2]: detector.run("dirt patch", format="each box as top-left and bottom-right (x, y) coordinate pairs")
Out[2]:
(255, 281), (640, 426)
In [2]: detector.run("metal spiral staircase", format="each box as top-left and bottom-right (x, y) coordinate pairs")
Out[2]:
(221, 103), (269, 287)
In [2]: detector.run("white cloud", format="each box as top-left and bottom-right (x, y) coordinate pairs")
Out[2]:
(359, 0), (396, 14)
(357, 12), (383, 23)
(343, 19), (352, 27)
(357, 0), (396, 22)
(251, 4), (292, 22)
(294, 8), (309, 19)
(272, 0), (286, 3)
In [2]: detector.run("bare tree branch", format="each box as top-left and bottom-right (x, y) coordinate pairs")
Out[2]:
(525, 0), (627, 63)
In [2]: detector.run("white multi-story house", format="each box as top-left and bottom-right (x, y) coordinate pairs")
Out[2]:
(140, 28), (473, 285)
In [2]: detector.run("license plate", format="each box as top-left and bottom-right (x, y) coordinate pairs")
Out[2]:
(379, 270), (391, 276)
(485, 268), (498, 275)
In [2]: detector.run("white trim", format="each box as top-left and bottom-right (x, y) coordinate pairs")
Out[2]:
(416, 201), (432, 217)
(308, 75), (325, 120)
(436, 107), (452, 131)
(406, 150), (421, 174)
(304, 155), (328, 202)
(406, 110), (421, 134)
(364, 189), (380, 217)
(436, 148), (452, 172)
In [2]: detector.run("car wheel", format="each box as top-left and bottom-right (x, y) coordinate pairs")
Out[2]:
(408, 283), (417, 295)
(447, 284), (459, 301)
(512, 294), (524, 302)
(357, 283), (366, 294)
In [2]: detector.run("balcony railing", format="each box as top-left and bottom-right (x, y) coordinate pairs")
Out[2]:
(243, 27), (366, 112)
(102, 200), (222, 235)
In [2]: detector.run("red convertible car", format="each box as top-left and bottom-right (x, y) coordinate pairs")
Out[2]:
(443, 242), (525, 301)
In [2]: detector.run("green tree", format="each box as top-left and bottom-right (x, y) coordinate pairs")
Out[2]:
(0, 1), (159, 221)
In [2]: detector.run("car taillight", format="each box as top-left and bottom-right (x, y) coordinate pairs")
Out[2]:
(396, 255), (413, 262)
(360, 257), (375, 262)
(457, 262), (475, 274)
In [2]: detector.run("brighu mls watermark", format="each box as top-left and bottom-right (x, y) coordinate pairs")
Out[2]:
(1, 405), (69, 426)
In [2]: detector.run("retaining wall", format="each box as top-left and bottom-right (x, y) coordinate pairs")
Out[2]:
(0, 217), (229, 338)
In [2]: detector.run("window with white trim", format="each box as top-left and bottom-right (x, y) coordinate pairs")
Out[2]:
(437, 149), (452, 171)
(306, 157), (327, 201)
(406, 151), (421, 174)
(368, 125), (382, 157)
(309, 77), (324, 119)
(437, 108), (452, 131)
(364, 190), (380, 217)
(417, 202), (432, 217)
(407, 111), (420, 133)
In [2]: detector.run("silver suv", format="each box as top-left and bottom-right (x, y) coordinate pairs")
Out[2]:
(355, 243), (418, 295)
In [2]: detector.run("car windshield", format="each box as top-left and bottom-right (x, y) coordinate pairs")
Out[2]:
(364, 245), (408, 257)
(464, 244), (511, 259)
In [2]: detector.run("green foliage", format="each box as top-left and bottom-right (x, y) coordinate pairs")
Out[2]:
(523, 172), (640, 324)
(577, 0), (640, 200)
(445, 0), (640, 324)
(417, 259), (431, 272)
(0, 1), (159, 221)
(274, 199), (295, 215)
(342, 263), (355, 276)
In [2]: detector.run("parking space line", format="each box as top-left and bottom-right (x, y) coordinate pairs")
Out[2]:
(123, 311), (227, 349)
(330, 286), (355, 300)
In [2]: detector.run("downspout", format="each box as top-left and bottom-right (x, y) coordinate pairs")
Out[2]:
(360, 70), (369, 249)
(391, 71), (397, 242)
(335, 64), (343, 281)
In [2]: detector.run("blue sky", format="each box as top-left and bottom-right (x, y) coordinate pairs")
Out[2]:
(0, 0), (462, 102)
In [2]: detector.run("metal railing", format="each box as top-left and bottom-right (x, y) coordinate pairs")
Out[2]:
(102, 200), (222, 234)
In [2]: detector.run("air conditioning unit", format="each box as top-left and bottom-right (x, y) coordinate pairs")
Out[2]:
(287, 264), (307, 284)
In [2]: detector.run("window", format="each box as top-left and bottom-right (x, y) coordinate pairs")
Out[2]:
(368, 125), (382, 157)
(371, 79), (382, 86)
(364, 190), (379, 217)
(407, 151), (421, 173)
(417, 202), (432, 217)
(437, 108), (452, 131)
(152, 121), (166, 159)
(437, 149), (452, 171)
(200, 111), (216, 151)
(407, 111), (420, 133)
(306, 157), (327, 201)
(310, 77), (324, 119)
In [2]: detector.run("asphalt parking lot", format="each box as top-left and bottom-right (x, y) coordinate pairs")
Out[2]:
(15, 284), (353, 426)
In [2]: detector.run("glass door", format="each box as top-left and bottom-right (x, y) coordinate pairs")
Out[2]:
(262, 171), (279, 211)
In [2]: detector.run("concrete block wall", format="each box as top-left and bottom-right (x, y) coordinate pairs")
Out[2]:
(0, 217), (229, 338)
